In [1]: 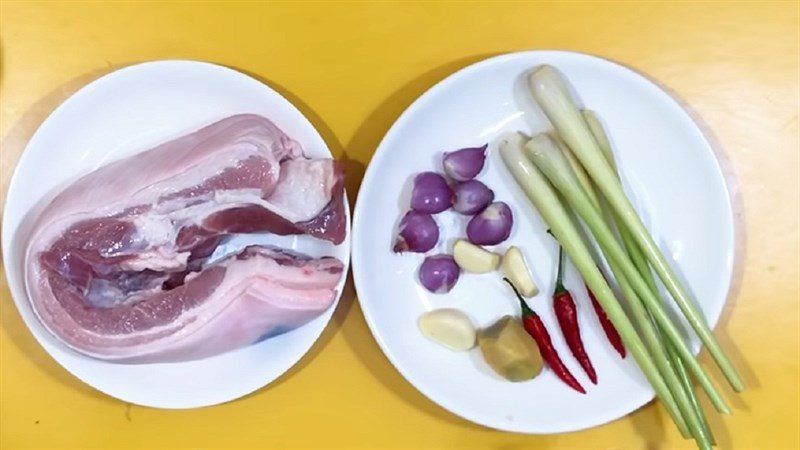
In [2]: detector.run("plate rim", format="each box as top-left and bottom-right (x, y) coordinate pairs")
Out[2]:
(350, 49), (735, 433)
(1, 58), (352, 408)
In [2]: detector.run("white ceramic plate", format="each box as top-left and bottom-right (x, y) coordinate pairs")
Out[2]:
(351, 51), (734, 433)
(2, 60), (351, 408)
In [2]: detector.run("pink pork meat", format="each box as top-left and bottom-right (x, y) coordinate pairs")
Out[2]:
(24, 114), (346, 362)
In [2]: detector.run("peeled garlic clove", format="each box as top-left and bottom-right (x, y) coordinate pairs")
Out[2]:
(453, 239), (500, 273)
(501, 246), (539, 297)
(418, 309), (476, 351)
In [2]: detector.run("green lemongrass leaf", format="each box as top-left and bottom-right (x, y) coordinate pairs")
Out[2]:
(552, 133), (601, 212)
(498, 132), (682, 435)
(529, 65), (743, 392)
(562, 135), (694, 438)
(584, 109), (716, 445)
(582, 109), (615, 169)
(524, 133), (729, 414)
(527, 134), (717, 448)
(667, 334), (717, 446)
(602, 195), (711, 444)
(595, 196), (695, 439)
(602, 238), (692, 437)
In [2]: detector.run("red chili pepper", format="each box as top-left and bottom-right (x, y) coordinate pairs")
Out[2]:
(552, 246), (597, 384)
(587, 285), (627, 358)
(504, 278), (585, 394)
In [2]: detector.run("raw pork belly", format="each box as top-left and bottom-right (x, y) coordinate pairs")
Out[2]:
(24, 114), (346, 362)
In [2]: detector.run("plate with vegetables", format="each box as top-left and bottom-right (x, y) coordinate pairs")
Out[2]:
(351, 51), (739, 440)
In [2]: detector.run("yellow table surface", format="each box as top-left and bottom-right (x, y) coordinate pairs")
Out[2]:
(1, 2), (798, 449)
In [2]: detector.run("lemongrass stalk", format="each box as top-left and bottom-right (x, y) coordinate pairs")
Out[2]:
(553, 134), (601, 212)
(624, 210), (716, 441)
(666, 330), (716, 445)
(565, 144), (694, 438)
(561, 187), (693, 439)
(582, 110), (615, 169)
(525, 134), (729, 414)
(614, 215), (716, 439)
(585, 193), (693, 439)
(582, 110), (657, 290)
(529, 66), (743, 392)
(601, 193), (715, 444)
(586, 109), (716, 444)
(498, 132), (684, 436)
(599, 227), (693, 438)
(552, 135), (707, 444)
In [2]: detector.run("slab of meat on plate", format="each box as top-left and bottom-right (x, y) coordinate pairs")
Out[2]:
(24, 114), (346, 363)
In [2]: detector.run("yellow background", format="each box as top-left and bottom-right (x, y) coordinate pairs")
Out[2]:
(1, 1), (798, 449)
